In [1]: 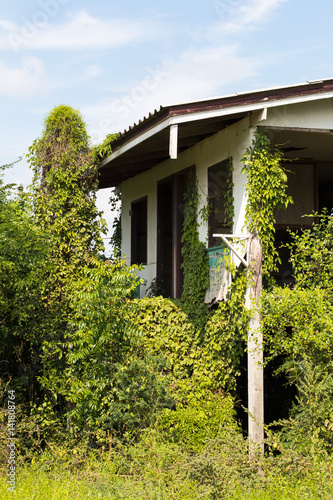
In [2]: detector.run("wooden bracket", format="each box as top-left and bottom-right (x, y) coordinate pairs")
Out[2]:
(213, 233), (249, 267)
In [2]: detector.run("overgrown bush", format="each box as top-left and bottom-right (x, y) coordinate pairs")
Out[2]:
(126, 295), (246, 396)
(262, 215), (333, 455)
(289, 211), (333, 291)
(62, 263), (174, 445)
(126, 297), (197, 383)
(268, 360), (333, 453)
(263, 286), (333, 367)
(157, 392), (238, 452)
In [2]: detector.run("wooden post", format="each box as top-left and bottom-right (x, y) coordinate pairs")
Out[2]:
(245, 230), (264, 457)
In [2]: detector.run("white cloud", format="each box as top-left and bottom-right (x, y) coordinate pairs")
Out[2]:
(159, 45), (257, 102)
(83, 0), (287, 142)
(0, 10), (163, 52)
(0, 57), (49, 97)
(210, 0), (288, 36)
(84, 44), (258, 143)
(82, 64), (102, 81)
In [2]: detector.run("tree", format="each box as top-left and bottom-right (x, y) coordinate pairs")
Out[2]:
(0, 163), (49, 404)
(28, 105), (106, 267)
(26, 105), (107, 410)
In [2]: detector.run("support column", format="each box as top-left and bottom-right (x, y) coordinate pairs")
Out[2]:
(246, 230), (264, 457)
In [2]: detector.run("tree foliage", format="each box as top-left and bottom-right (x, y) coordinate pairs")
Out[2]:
(289, 211), (333, 292)
(0, 165), (49, 403)
(28, 105), (106, 267)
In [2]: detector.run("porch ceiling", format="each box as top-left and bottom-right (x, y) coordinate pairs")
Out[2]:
(268, 127), (333, 163)
(97, 114), (244, 188)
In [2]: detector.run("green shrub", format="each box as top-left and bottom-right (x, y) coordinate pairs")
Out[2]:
(127, 295), (246, 396)
(263, 286), (333, 366)
(192, 300), (245, 394)
(157, 392), (238, 452)
(126, 297), (197, 382)
(263, 286), (333, 454)
(268, 360), (333, 453)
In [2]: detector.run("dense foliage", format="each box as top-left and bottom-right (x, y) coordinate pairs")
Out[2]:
(263, 211), (333, 453)
(180, 172), (210, 327)
(289, 211), (333, 291)
(1, 115), (333, 498)
(242, 128), (292, 277)
(0, 167), (49, 404)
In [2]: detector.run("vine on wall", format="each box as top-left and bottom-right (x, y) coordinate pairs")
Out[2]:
(92, 133), (120, 163)
(109, 188), (122, 258)
(180, 171), (210, 326)
(241, 128), (293, 278)
(221, 157), (235, 231)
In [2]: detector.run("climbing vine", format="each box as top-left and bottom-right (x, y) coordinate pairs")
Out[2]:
(205, 157), (234, 243)
(220, 157), (235, 231)
(109, 188), (122, 258)
(241, 128), (293, 278)
(92, 132), (120, 163)
(180, 171), (210, 327)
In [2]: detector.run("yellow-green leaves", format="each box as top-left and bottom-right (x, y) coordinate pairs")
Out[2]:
(242, 128), (293, 278)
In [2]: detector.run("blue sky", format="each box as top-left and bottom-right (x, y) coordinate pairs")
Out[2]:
(1, 0), (333, 250)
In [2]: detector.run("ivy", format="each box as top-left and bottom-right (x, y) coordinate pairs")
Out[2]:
(223, 158), (235, 229)
(92, 132), (120, 163)
(241, 128), (293, 278)
(180, 171), (210, 327)
(109, 188), (122, 258)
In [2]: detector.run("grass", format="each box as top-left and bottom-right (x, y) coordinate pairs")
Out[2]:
(1, 432), (332, 500)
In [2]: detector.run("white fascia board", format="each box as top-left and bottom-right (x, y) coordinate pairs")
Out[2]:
(101, 91), (333, 167)
(99, 116), (173, 168)
(169, 124), (178, 159)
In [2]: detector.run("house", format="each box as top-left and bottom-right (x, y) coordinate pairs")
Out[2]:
(98, 78), (333, 298)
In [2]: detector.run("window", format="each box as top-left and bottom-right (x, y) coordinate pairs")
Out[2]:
(208, 159), (233, 248)
(131, 197), (147, 265)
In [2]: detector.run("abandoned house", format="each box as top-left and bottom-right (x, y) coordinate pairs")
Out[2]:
(98, 78), (333, 299)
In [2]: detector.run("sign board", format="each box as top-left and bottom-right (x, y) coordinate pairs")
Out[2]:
(205, 245), (230, 303)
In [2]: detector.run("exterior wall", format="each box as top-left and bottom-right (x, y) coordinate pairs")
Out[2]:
(265, 98), (333, 129)
(120, 116), (253, 296)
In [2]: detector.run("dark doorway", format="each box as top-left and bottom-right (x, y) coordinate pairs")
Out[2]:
(157, 179), (173, 297)
(131, 196), (147, 265)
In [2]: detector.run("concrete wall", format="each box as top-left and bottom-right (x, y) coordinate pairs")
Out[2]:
(120, 116), (253, 296)
(265, 98), (333, 129)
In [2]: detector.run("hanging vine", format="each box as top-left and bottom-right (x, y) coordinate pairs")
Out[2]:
(221, 157), (235, 231)
(109, 188), (122, 258)
(180, 171), (210, 327)
(241, 128), (293, 278)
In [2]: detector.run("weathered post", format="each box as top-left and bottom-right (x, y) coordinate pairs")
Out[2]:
(213, 230), (264, 456)
(245, 230), (264, 457)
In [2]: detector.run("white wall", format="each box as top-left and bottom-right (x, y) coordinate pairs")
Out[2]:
(120, 116), (253, 296)
(118, 97), (333, 296)
(265, 98), (333, 129)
